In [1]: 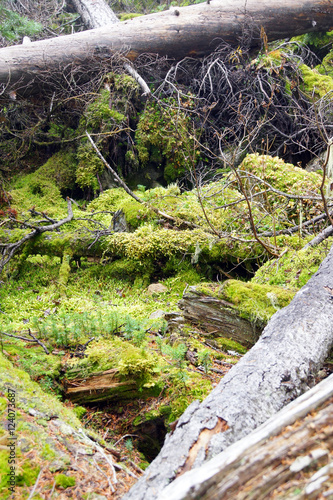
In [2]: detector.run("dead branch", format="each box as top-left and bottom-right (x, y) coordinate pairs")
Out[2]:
(0, 197), (73, 274)
(0, 330), (50, 354)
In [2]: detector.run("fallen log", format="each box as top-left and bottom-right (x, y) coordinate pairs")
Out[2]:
(123, 242), (333, 499)
(0, 0), (332, 92)
(157, 372), (333, 500)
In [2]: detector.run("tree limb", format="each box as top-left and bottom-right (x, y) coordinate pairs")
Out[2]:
(0, 197), (73, 274)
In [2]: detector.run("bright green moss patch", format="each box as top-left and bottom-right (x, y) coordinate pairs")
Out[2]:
(220, 280), (295, 325)
(65, 337), (160, 384)
(213, 337), (247, 354)
(194, 279), (295, 327)
(300, 64), (333, 99)
(252, 238), (333, 289)
(318, 49), (333, 79)
(37, 151), (77, 192)
(54, 473), (76, 489)
(0, 353), (81, 427)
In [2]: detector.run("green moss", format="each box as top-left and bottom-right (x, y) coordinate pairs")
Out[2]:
(58, 248), (73, 294)
(300, 64), (333, 99)
(118, 199), (153, 228)
(75, 143), (104, 191)
(11, 171), (66, 219)
(3, 343), (62, 385)
(253, 239), (332, 289)
(291, 30), (333, 50)
(213, 337), (247, 354)
(219, 279), (295, 325)
(0, 353), (81, 427)
(84, 89), (126, 131)
(318, 49), (333, 79)
(135, 98), (195, 182)
(72, 406), (87, 420)
(66, 338), (159, 386)
(166, 372), (212, 423)
(54, 473), (76, 489)
(98, 258), (153, 286)
(119, 12), (142, 21)
(37, 151), (78, 192)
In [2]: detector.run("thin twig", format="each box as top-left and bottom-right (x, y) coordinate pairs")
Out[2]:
(28, 329), (50, 354)
(27, 467), (43, 500)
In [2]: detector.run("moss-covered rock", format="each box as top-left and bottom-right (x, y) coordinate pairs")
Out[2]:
(36, 150), (78, 192)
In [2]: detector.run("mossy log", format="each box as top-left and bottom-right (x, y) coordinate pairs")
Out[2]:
(0, 0), (332, 92)
(64, 368), (139, 403)
(157, 373), (333, 500)
(171, 290), (261, 348)
(124, 243), (333, 499)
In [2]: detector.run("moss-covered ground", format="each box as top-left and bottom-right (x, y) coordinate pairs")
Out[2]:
(1, 91), (332, 498)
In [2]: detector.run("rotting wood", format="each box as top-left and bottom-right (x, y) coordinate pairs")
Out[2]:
(176, 288), (261, 347)
(0, 0), (332, 92)
(64, 368), (139, 403)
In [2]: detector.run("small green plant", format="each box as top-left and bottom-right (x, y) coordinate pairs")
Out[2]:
(125, 438), (134, 455)
(0, 7), (42, 41)
(197, 350), (212, 374)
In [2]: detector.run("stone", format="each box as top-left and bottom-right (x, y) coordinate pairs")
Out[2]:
(149, 309), (165, 319)
(147, 283), (168, 295)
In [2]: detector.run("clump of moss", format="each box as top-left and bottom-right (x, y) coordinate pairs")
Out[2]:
(219, 279), (295, 326)
(54, 473), (76, 489)
(135, 97), (196, 182)
(214, 337), (247, 354)
(317, 48), (333, 79)
(37, 151), (78, 193)
(75, 143), (105, 191)
(300, 64), (333, 99)
(99, 258), (153, 287)
(10, 170), (66, 219)
(252, 238), (333, 289)
(66, 338), (160, 387)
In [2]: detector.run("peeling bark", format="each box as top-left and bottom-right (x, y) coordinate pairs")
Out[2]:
(123, 243), (333, 500)
(157, 373), (333, 500)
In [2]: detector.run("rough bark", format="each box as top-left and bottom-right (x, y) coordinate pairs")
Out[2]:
(173, 288), (262, 348)
(157, 373), (333, 500)
(123, 243), (333, 500)
(69, 0), (119, 28)
(0, 0), (332, 92)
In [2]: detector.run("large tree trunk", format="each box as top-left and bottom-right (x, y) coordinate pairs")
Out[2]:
(0, 0), (332, 93)
(69, 0), (119, 28)
(123, 243), (333, 499)
(157, 372), (333, 500)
